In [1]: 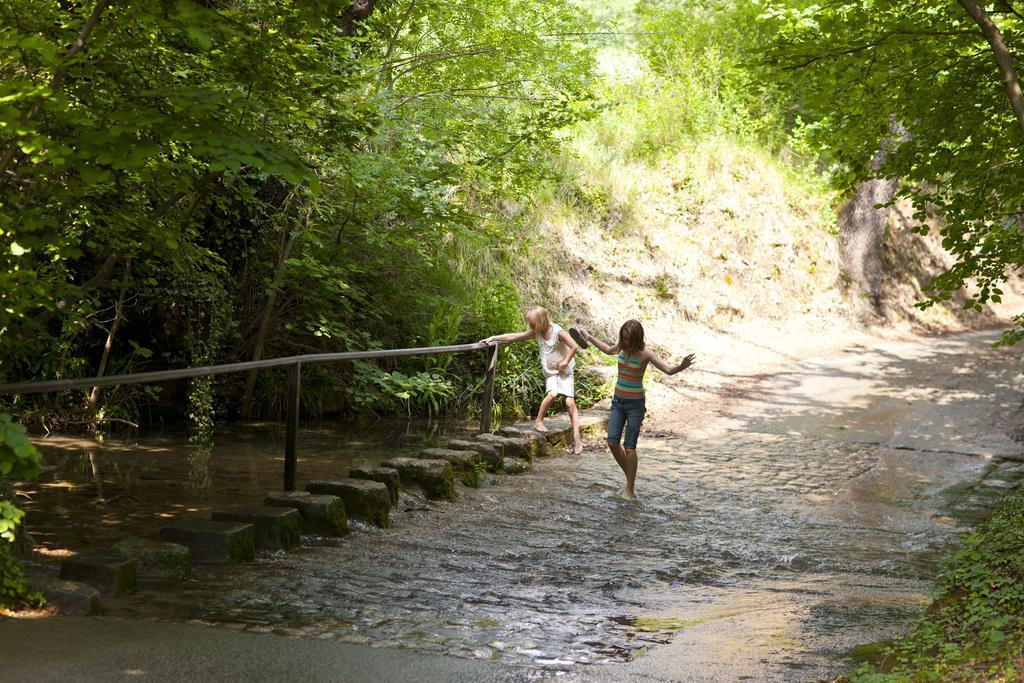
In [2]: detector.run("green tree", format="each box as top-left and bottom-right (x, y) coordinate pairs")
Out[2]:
(758, 0), (1024, 342)
(0, 0), (598, 422)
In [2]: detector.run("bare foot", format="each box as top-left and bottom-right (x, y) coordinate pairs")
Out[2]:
(621, 489), (635, 500)
(533, 421), (549, 432)
(573, 442), (584, 455)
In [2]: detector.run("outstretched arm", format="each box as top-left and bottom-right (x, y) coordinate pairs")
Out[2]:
(481, 330), (533, 344)
(585, 331), (620, 355)
(646, 351), (696, 375)
(555, 330), (579, 372)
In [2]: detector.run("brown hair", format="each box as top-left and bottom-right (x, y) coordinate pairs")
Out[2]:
(618, 319), (645, 356)
(525, 307), (551, 336)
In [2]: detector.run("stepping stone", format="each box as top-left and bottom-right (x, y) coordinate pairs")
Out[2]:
(349, 467), (400, 505)
(113, 537), (191, 580)
(474, 433), (535, 461)
(445, 440), (503, 471)
(382, 457), (457, 501)
(980, 478), (1018, 490)
(502, 410), (610, 450)
(264, 491), (348, 536)
(28, 576), (100, 615)
(160, 520), (256, 564)
(306, 479), (391, 528)
(419, 448), (483, 487)
(502, 422), (570, 448)
(496, 428), (546, 456)
(502, 457), (532, 474)
(989, 461), (1024, 482)
(59, 553), (137, 597)
(211, 507), (302, 550)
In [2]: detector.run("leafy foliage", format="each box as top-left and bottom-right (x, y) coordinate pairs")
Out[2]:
(849, 491), (1024, 682)
(0, 542), (38, 610)
(0, 0), (600, 424)
(758, 1), (1024, 342)
(0, 412), (40, 608)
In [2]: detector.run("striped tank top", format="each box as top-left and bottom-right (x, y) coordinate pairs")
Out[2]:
(615, 352), (645, 399)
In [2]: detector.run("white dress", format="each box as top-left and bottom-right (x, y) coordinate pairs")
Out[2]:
(537, 323), (575, 397)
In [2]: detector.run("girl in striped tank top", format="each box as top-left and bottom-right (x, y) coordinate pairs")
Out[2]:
(575, 320), (695, 500)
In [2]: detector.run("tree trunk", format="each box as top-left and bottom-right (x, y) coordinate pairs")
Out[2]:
(838, 119), (909, 310)
(87, 280), (128, 414)
(838, 177), (899, 308)
(958, 0), (1024, 134)
(239, 208), (308, 419)
(339, 0), (378, 36)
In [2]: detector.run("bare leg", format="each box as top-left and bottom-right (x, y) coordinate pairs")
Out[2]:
(622, 448), (638, 499)
(534, 391), (558, 431)
(566, 397), (582, 454)
(607, 440), (628, 476)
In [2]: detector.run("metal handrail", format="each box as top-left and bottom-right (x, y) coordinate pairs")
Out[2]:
(1, 341), (505, 490)
(0, 342), (495, 395)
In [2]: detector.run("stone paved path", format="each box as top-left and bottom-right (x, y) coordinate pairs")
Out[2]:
(3, 330), (1022, 682)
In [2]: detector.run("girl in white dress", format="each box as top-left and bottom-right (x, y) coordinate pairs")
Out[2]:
(481, 307), (583, 454)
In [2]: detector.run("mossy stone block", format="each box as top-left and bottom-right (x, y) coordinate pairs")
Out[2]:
(211, 507), (302, 551)
(445, 439), (503, 472)
(349, 466), (400, 505)
(382, 457), (457, 501)
(28, 577), (100, 615)
(59, 553), (137, 597)
(306, 479), (391, 528)
(264, 491), (349, 536)
(113, 537), (191, 580)
(160, 520), (256, 564)
(419, 448), (483, 487)
(502, 457), (532, 474)
(475, 433), (534, 461)
(497, 427), (546, 456)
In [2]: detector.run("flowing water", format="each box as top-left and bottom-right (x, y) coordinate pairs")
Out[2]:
(16, 332), (1024, 681)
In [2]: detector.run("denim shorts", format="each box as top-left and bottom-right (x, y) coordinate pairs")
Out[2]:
(607, 396), (646, 449)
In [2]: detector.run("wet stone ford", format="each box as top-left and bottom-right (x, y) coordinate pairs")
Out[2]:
(19, 420), (996, 678)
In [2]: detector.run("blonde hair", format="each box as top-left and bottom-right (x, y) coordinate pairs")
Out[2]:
(525, 307), (551, 336)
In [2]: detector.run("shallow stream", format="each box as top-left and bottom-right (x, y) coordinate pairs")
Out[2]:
(19, 419), (994, 679)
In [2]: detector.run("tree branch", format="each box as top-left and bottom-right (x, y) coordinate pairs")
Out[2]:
(997, 0), (1024, 22)
(958, 0), (1024, 134)
(0, 0), (111, 179)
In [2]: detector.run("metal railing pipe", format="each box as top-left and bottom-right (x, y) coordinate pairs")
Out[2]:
(0, 342), (494, 396)
(1, 341), (506, 489)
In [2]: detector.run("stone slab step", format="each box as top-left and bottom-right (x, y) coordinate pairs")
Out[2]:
(473, 433), (536, 461)
(349, 467), (400, 505)
(160, 520), (256, 564)
(501, 409), (609, 451)
(419, 448), (483, 487)
(28, 576), (101, 615)
(502, 457), (532, 474)
(443, 440), (503, 472)
(113, 537), (191, 580)
(59, 553), (137, 597)
(382, 458), (457, 501)
(306, 479), (391, 528)
(211, 507), (302, 550)
(264, 491), (348, 536)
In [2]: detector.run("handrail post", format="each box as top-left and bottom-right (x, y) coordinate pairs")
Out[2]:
(284, 362), (301, 491)
(479, 343), (500, 433)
